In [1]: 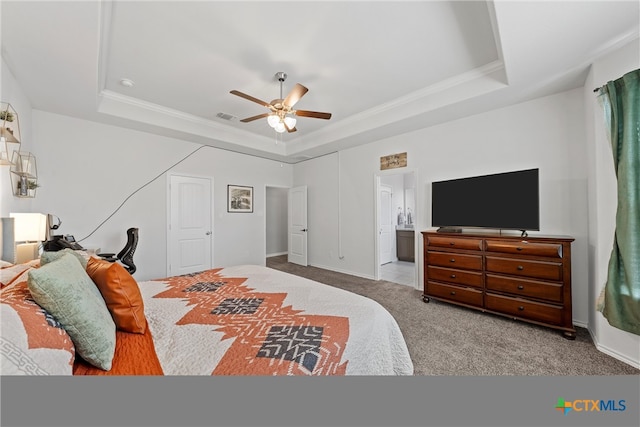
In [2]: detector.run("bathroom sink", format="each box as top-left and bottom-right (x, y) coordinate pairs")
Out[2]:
(396, 225), (414, 230)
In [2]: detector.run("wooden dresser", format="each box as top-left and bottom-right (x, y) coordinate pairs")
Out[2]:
(422, 231), (576, 339)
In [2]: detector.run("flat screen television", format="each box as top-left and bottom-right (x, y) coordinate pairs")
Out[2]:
(431, 168), (539, 232)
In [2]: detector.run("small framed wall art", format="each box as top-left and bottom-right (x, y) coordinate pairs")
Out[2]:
(380, 152), (407, 170)
(227, 185), (253, 213)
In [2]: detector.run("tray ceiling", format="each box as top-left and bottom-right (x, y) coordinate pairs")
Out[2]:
(1, 1), (638, 162)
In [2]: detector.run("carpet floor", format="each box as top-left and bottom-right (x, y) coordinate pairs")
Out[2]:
(266, 255), (639, 376)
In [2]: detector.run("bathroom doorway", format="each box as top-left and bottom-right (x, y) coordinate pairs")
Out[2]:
(374, 170), (417, 288)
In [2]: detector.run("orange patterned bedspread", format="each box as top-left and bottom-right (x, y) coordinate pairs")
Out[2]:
(76, 265), (413, 376)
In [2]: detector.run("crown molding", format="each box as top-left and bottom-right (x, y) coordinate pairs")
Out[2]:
(345, 60), (505, 122)
(98, 89), (288, 157)
(285, 61), (507, 157)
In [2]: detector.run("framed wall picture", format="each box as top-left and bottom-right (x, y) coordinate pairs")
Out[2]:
(228, 185), (253, 213)
(380, 152), (407, 170)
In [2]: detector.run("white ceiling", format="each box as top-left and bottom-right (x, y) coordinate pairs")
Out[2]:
(1, 1), (638, 163)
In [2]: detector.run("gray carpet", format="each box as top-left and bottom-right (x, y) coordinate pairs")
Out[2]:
(266, 255), (639, 376)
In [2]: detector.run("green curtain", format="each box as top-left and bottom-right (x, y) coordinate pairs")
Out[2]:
(597, 68), (640, 336)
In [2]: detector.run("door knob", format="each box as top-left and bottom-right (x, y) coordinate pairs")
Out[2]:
(205, 231), (212, 235)
(301, 229), (308, 232)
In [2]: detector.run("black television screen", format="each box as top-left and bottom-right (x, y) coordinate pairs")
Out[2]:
(431, 168), (539, 231)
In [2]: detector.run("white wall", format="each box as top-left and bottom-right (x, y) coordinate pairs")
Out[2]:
(293, 153), (341, 272)
(294, 88), (590, 326)
(265, 186), (288, 256)
(1, 59), (34, 215)
(30, 111), (292, 280)
(584, 37), (640, 368)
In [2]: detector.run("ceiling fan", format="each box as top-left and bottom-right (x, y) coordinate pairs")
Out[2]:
(230, 72), (332, 133)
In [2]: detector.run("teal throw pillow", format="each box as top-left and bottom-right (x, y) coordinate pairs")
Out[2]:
(40, 248), (88, 269)
(27, 253), (116, 370)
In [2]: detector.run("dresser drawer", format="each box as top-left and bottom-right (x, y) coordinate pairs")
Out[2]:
(485, 293), (563, 325)
(486, 274), (563, 303)
(486, 240), (562, 259)
(428, 251), (483, 271)
(427, 236), (483, 251)
(427, 282), (483, 307)
(428, 266), (483, 288)
(485, 256), (562, 281)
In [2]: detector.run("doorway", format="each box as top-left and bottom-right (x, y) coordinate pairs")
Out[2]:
(265, 186), (289, 259)
(265, 185), (308, 267)
(375, 170), (417, 288)
(167, 174), (213, 277)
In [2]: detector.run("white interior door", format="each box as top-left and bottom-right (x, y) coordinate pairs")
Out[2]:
(168, 175), (212, 276)
(379, 184), (394, 265)
(288, 185), (308, 266)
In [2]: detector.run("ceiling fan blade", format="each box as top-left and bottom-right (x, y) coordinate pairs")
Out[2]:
(295, 110), (332, 120)
(283, 83), (309, 108)
(230, 90), (271, 108)
(240, 113), (270, 123)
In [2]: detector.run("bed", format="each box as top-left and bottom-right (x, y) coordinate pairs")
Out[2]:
(1, 251), (414, 376)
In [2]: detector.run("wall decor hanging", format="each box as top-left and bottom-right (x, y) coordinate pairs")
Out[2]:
(380, 152), (407, 170)
(1, 102), (21, 166)
(227, 185), (253, 213)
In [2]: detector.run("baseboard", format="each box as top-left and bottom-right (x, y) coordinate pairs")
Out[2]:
(587, 326), (640, 369)
(573, 319), (588, 329)
(266, 251), (287, 258)
(310, 263), (375, 281)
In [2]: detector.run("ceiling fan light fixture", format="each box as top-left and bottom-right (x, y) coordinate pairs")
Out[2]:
(274, 122), (286, 133)
(267, 114), (280, 128)
(284, 116), (296, 129)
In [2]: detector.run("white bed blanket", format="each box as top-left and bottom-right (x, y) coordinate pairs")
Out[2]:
(138, 265), (414, 376)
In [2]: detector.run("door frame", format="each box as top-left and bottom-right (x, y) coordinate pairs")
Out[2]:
(166, 172), (214, 277)
(373, 168), (419, 288)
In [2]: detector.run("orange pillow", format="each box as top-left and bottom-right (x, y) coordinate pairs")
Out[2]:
(86, 257), (147, 334)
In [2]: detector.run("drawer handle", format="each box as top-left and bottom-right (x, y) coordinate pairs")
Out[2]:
(516, 247), (523, 251)
(450, 291), (456, 296)
(449, 242), (455, 246)
(450, 274), (456, 279)
(517, 265), (524, 270)
(517, 285), (525, 290)
(450, 258), (456, 263)
(518, 306), (525, 311)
